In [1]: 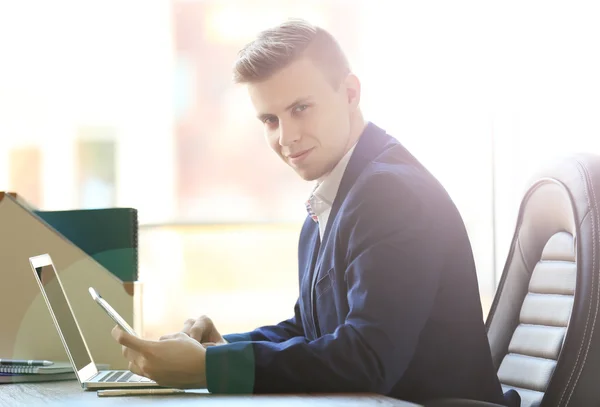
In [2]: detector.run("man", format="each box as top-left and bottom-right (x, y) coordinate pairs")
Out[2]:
(112, 19), (506, 405)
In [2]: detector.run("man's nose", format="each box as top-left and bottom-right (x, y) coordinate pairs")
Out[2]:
(278, 121), (300, 147)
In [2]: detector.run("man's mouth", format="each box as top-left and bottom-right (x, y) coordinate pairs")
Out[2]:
(288, 148), (314, 163)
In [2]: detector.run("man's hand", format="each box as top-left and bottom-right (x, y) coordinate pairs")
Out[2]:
(111, 326), (207, 389)
(180, 315), (227, 347)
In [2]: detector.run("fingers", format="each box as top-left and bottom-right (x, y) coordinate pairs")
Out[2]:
(159, 332), (180, 341)
(160, 332), (188, 342)
(121, 342), (143, 363)
(128, 360), (145, 377)
(110, 325), (157, 381)
(190, 316), (213, 342)
(181, 318), (196, 336)
(111, 325), (150, 353)
(201, 342), (216, 348)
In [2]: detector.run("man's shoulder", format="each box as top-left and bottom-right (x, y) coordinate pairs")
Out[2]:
(351, 142), (441, 201)
(339, 140), (458, 228)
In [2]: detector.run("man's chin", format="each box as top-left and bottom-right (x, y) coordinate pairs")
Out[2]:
(293, 167), (324, 182)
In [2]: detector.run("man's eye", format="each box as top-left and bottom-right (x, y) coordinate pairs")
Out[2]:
(294, 104), (308, 113)
(264, 117), (278, 125)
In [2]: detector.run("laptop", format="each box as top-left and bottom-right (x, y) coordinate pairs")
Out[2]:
(28, 253), (159, 389)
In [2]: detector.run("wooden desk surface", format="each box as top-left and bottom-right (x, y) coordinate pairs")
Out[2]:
(0, 380), (421, 407)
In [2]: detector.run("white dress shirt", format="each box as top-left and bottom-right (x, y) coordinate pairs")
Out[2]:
(307, 144), (357, 240)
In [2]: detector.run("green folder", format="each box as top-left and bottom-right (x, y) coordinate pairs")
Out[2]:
(33, 208), (138, 282)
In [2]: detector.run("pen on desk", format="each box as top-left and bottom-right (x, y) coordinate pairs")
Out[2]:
(0, 359), (54, 366)
(97, 388), (186, 397)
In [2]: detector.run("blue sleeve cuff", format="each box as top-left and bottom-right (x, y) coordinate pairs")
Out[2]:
(222, 333), (252, 343)
(206, 341), (255, 394)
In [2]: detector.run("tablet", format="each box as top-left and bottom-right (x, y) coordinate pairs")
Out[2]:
(88, 287), (138, 337)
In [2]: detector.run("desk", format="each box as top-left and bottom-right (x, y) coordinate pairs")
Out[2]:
(0, 381), (420, 407)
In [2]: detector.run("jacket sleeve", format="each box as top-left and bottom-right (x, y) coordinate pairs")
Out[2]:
(223, 299), (304, 344)
(206, 171), (450, 394)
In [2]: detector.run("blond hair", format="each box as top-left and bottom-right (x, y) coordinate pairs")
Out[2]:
(233, 18), (350, 88)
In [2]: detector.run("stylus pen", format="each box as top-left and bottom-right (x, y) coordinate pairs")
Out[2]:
(97, 388), (186, 397)
(0, 359), (54, 366)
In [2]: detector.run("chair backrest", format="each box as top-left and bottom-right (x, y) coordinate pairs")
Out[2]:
(486, 153), (600, 407)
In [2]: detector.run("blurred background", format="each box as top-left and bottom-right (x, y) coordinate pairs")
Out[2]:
(1, 0), (600, 339)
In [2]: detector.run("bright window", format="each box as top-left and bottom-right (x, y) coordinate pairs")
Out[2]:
(2, 1), (600, 335)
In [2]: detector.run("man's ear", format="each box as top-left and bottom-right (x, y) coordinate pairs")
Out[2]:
(344, 73), (361, 110)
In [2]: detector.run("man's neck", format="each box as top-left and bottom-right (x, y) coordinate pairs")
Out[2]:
(317, 114), (366, 185)
(337, 112), (367, 171)
(348, 111), (367, 152)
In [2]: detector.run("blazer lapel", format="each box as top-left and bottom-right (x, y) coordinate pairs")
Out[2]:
(299, 218), (321, 339)
(316, 122), (398, 259)
(307, 122), (400, 336)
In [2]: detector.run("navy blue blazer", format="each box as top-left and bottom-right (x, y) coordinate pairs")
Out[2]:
(206, 122), (505, 404)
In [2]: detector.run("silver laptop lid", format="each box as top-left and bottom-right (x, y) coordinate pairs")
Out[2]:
(29, 254), (99, 383)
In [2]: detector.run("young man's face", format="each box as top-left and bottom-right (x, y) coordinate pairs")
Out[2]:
(247, 57), (357, 181)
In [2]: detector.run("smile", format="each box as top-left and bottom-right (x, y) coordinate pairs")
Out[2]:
(288, 148), (314, 164)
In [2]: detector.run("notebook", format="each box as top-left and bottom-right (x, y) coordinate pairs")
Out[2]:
(0, 372), (76, 384)
(0, 363), (109, 384)
(0, 361), (73, 375)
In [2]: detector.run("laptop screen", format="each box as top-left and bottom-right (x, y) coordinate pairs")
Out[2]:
(34, 262), (93, 371)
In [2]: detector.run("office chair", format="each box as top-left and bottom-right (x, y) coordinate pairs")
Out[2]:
(428, 153), (600, 407)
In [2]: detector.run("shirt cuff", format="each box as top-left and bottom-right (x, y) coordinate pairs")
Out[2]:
(206, 341), (255, 394)
(222, 333), (252, 343)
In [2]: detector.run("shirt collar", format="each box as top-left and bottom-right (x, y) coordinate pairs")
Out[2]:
(308, 143), (358, 217)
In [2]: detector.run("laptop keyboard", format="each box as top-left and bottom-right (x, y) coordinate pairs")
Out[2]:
(99, 371), (153, 383)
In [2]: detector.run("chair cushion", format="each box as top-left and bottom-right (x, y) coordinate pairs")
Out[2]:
(487, 154), (600, 407)
(495, 232), (576, 406)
